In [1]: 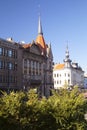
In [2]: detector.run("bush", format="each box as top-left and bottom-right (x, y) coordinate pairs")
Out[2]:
(0, 87), (87, 130)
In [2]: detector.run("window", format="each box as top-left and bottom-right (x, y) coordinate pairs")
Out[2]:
(24, 59), (27, 68)
(8, 62), (13, 70)
(9, 63), (12, 70)
(60, 80), (61, 84)
(68, 74), (70, 77)
(29, 69), (31, 75)
(36, 62), (38, 69)
(0, 61), (5, 69)
(57, 80), (59, 84)
(0, 48), (3, 55)
(0, 60), (3, 69)
(68, 79), (70, 84)
(12, 50), (15, 58)
(5, 49), (8, 56)
(14, 63), (17, 70)
(39, 63), (41, 69)
(0, 75), (2, 82)
(34, 61), (36, 69)
(36, 62), (38, 75)
(57, 74), (59, 77)
(15, 51), (17, 58)
(8, 50), (12, 57)
(31, 61), (33, 68)
(54, 74), (56, 77)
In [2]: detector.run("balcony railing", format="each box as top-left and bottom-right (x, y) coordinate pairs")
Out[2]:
(30, 75), (42, 80)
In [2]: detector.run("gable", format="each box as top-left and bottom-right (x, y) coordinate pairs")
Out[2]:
(30, 43), (41, 55)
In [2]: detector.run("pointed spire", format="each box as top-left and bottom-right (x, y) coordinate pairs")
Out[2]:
(64, 45), (72, 68)
(36, 15), (46, 54)
(38, 15), (43, 35)
(48, 42), (53, 59)
(65, 44), (69, 59)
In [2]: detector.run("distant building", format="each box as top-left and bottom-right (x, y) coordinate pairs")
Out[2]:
(0, 16), (53, 97)
(53, 46), (84, 89)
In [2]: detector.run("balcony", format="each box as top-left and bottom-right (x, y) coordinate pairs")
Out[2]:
(30, 75), (42, 85)
(23, 75), (42, 85)
(30, 75), (42, 80)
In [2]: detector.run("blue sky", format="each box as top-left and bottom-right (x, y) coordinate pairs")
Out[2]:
(0, 0), (87, 72)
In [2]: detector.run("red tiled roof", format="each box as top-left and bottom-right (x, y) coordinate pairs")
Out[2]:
(36, 35), (46, 50)
(53, 64), (65, 70)
(22, 44), (31, 49)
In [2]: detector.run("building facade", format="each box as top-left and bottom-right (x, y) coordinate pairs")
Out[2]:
(0, 38), (21, 92)
(84, 74), (87, 89)
(0, 17), (53, 97)
(21, 16), (53, 97)
(53, 46), (84, 89)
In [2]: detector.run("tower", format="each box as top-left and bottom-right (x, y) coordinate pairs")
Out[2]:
(64, 45), (72, 68)
(36, 16), (46, 55)
(35, 16), (53, 97)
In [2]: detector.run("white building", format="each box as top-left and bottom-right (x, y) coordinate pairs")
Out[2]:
(84, 74), (87, 89)
(53, 46), (84, 89)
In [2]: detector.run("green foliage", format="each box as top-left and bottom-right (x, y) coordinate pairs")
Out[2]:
(0, 86), (87, 130)
(49, 86), (87, 130)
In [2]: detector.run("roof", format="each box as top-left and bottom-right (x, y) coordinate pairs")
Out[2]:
(53, 64), (65, 70)
(36, 16), (46, 52)
(22, 43), (31, 49)
(36, 35), (46, 50)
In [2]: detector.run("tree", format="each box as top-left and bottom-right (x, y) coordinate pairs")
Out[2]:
(0, 91), (26, 130)
(0, 86), (87, 130)
(48, 86), (87, 130)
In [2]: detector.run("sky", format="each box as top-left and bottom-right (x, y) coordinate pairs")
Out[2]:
(0, 0), (87, 72)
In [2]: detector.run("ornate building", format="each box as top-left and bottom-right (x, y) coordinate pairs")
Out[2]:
(53, 46), (84, 89)
(0, 17), (53, 97)
(21, 16), (53, 97)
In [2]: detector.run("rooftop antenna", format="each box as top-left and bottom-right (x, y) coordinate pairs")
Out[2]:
(38, 4), (41, 16)
(65, 40), (70, 58)
(66, 40), (69, 49)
